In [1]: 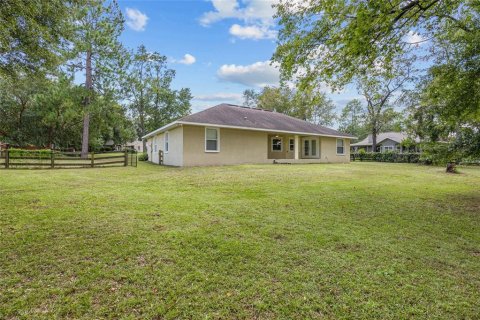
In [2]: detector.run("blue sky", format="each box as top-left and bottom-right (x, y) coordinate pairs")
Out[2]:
(118, 0), (363, 122)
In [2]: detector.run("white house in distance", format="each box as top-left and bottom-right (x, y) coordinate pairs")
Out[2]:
(351, 132), (420, 153)
(142, 104), (355, 167)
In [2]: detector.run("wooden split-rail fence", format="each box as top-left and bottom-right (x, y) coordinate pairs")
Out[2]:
(0, 150), (137, 169)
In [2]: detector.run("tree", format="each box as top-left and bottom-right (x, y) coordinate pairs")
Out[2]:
(242, 86), (337, 126)
(405, 8), (480, 161)
(0, 73), (134, 149)
(273, 0), (476, 89)
(338, 99), (367, 139)
(0, 1), (73, 76)
(243, 89), (259, 108)
(0, 74), (45, 144)
(70, 0), (126, 157)
(124, 46), (192, 151)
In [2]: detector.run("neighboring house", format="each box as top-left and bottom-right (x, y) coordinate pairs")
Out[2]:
(142, 104), (355, 167)
(125, 140), (144, 153)
(351, 132), (420, 153)
(103, 140), (122, 151)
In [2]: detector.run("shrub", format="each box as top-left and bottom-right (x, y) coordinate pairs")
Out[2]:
(8, 148), (52, 159)
(138, 153), (148, 161)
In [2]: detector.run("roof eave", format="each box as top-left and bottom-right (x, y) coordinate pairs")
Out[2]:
(142, 120), (356, 140)
(141, 121), (180, 139)
(178, 121), (356, 139)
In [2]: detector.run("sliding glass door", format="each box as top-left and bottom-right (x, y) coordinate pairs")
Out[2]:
(302, 138), (319, 158)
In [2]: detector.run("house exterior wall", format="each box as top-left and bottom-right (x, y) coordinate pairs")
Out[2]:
(182, 125), (270, 166)
(145, 126), (183, 166)
(320, 137), (350, 163)
(267, 134), (295, 159)
(379, 138), (398, 152)
(146, 125), (351, 166)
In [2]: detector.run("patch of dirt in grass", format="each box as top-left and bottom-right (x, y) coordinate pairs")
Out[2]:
(452, 193), (480, 213)
(153, 224), (166, 232)
(334, 242), (363, 252)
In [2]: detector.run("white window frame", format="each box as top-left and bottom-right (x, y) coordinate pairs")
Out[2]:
(302, 137), (319, 158)
(336, 138), (345, 155)
(271, 137), (283, 152)
(383, 145), (394, 152)
(164, 131), (169, 153)
(289, 138), (295, 152)
(205, 127), (220, 152)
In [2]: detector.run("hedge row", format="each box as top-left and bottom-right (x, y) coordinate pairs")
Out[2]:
(351, 152), (422, 163)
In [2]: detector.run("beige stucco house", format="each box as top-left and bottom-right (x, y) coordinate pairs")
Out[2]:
(142, 104), (355, 167)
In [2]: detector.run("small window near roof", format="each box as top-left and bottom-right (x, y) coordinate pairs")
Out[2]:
(272, 137), (282, 152)
(336, 139), (344, 154)
(205, 128), (219, 152)
(165, 132), (169, 153)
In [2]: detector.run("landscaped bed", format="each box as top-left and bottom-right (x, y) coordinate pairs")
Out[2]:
(0, 162), (479, 319)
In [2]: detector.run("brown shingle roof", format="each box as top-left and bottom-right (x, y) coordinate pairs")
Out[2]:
(177, 104), (354, 138)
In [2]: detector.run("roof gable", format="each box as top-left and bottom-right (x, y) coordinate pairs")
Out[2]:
(351, 132), (419, 147)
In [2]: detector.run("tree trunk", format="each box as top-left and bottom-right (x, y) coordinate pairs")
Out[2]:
(446, 162), (456, 173)
(372, 129), (377, 152)
(81, 50), (93, 158)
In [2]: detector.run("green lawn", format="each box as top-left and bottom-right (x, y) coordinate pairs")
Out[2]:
(1, 162), (479, 319)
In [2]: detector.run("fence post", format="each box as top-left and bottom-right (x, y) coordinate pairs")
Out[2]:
(91, 152), (95, 168)
(5, 149), (9, 169)
(51, 151), (55, 169)
(124, 149), (128, 166)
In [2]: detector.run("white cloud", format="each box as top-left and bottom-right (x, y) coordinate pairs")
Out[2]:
(200, 0), (277, 40)
(229, 24), (276, 40)
(200, 0), (276, 26)
(194, 92), (243, 102)
(176, 54), (196, 65)
(217, 61), (280, 87)
(404, 31), (425, 45)
(125, 8), (148, 32)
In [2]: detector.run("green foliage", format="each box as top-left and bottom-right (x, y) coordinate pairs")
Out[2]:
(0, 73), (134, 149)
(273, 0), (474, 89)
(352, 151), (421, 163)
(338, 99), (367, 138)
(0, 1), (73, 76)
(124, 45), (192, 143)
(8, 148), (52, 159)
(242, 86), (337, 126)
(137, 153), (148, 161)
(419, 142), (463, 166)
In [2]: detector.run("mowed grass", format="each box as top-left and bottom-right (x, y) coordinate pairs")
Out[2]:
(0, 162), (479, 319)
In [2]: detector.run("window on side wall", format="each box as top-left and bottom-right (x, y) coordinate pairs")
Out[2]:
(271, 137), (283, 152)
(336, 139), (344, 155)
(154, 144), (157, 153)
(205, 128), (219, 152)
(165, 132), (169, 153)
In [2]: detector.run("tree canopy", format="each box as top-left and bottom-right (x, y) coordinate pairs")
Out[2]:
(243, 86), (337, 126)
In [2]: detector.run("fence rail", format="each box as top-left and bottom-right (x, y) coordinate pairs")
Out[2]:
(0, 149), (137, 169)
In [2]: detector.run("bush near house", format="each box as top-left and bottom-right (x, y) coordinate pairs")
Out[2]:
(351, 151), (421, 163)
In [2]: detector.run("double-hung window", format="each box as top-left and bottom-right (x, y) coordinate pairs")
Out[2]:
(271, 137), (283, 152)
(289, 138), (295, 152)
(205, 128), (219, 152)
(336, 139), (345, 155)
(164, 132), (169, 153)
